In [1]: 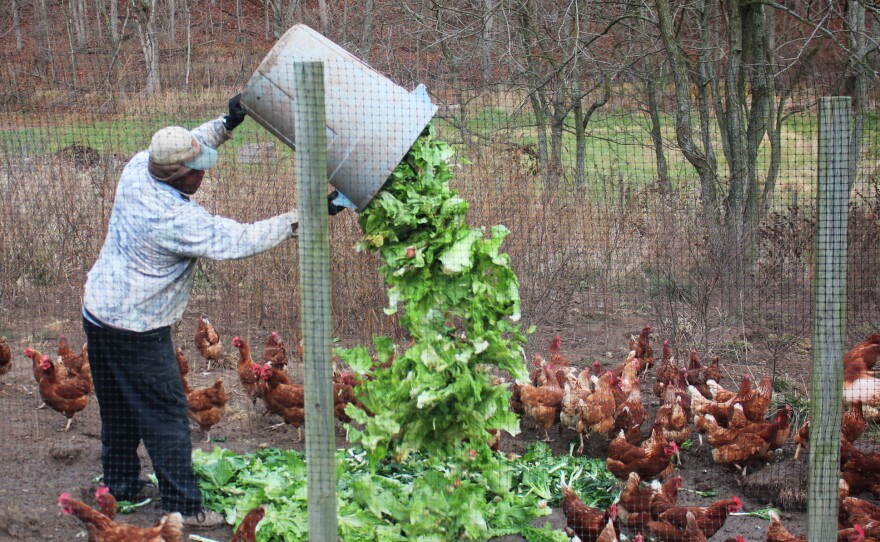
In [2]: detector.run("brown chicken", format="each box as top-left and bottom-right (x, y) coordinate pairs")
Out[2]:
(561, 482), (619, 542)
(596, 517), (619, 542)
(175, 347), (227, 441)
(231, 505), (266, 542)
(841, 439), (880, 499)
(560, 368), (592, 434)
(547, 335), (571, 375)
(617, 472), (681, 531)
(690, 385), (734, 427)
(58, 334), (89, 378)
(519, 365), (565, 442)
(843, 496), (880, 529)
(737, 374), (774, 422)
(59, 491), (183, 542)
(707, 379), (737, 403)
(654, 340), (678, 398)
(260, 363), (306, 441)
(844, 338), (880, 405)
(704, 356), (722, 386)
(194, 315), (223, 368)
(651, 497), (741, 540)
(263, 331), (288, 371)
(0, 336), (11, 377)
(233, 336), (261, 406)
(686, 349), (711, 399)
(574, 371), (618, 453)
(615, 382), (647, 444)
(656, 386), (691, 444)
(700, 413), (771, 471)
(38, 355), (90, 431)
(95, 486), (117, 519)
(729, 403), (791, 451)
(794, 401), (865, 461)
(631, 325), (654, 371)
(25, 346), (66, 385)
(606, 426), (679, 481)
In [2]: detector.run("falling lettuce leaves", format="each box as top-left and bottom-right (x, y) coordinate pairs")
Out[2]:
(340, 123), (530, 472)
(193, 444), (616, 542)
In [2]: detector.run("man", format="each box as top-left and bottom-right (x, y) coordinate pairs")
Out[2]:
(82, 95), (349, 528)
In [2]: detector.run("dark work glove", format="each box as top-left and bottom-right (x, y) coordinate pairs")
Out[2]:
(224, 93), (247, 131)
(327, 190), (349, 216)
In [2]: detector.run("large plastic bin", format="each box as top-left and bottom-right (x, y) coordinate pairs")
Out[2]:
(241, 24), (438, 211)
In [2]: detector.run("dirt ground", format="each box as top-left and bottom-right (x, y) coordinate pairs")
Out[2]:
(0, 316), (815, 542)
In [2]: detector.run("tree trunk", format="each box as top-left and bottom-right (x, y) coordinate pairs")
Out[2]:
(317, 0), (329, 35)
(168, 0), (176, 46)
(236, 0), (242, 33)
(12, 0), (22, 51)
(847, 1), (867, 191)
(132, 0), (161, 95)
(66, 1), (80, 87)
(646, 77), (669, 195)
(480, 0), (495, 85)
(516, 1), (549, 178)
(184, 0), (192, 86)
(360, 0), (374, 60)
(110, 0), (119, 43)
(38, 0), (57, 81)
(73, 0), (88, 47)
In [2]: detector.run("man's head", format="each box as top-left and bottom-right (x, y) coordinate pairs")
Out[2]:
(147, 126), (218, 194)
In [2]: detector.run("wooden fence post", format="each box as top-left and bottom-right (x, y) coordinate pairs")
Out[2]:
(809, 96), (851, 541)
(293, 60), (337, 541)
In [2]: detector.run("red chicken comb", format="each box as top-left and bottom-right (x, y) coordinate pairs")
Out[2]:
(58, 492), (73, 513)
(609, 503), (618, 520)
(95, 486), (110, 498)
(271, 331), (279, 340)
(232, 336), (242, 345)
(40, 355), (51, 369)
(731, 496), (742, 511)
(24, 347), (33, 356)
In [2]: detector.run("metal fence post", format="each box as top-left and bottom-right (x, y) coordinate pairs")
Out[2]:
(809, 96), (851, 541)
(292, 60), (337, 541)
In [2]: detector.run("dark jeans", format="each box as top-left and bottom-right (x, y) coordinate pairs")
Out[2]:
(83, 315), (202, 515)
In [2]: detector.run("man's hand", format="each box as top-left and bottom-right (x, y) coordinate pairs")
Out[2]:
(224, 94), (247, 131)
(327, 191), (354, 215)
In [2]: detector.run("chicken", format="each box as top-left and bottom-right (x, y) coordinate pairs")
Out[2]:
(707, 379), (737, 403)
(58, 334), (89, 378)
(231, 505), (266, 542)
(95, 486), (117, 519)
(573, 371), (617, 453)
(654, 497), (741, 539)
(38, 355), (90, 431)
(700, 413), (771, 471)
(25, 346), (66, 385)
(840, 439), (880, 499)
(560, 482), (619, 542)
(766, 510), (808, 542)
(260, 363), (306, 441)
(842, 335), (880, 405)
(615, 381), (647, 444)
(630, 325), (654, 371)
(547, 335), (571, 375)
(617, 472), (681, 530)
(597, 518), (619, 542)
(731, 403), (791, 451)
(333, 370), (363, 423)
(194, 315), (223, 368)
(233, 336), (261, 406)
(843, 496), (880, 528)
(606, 426), (679, 481)
(654, 340), (678, 398)
(655, 386), (691, 444)
(58, 491), (183, 542)
(263, 331), (288, 371)
(174, 347), (228, 441)
(704, 356), (722, 386)
(0, 336), (11, 377)
(686, 349), (711, 399)
(690, 385), (734, 427)
(560, 368), (592, 433)
(797, 402), (868, 460)
(737, 374), (774, 422)
(519, 365), (565, 442)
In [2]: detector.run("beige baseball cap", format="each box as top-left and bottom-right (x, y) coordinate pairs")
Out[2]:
(149, 126), (218, 170)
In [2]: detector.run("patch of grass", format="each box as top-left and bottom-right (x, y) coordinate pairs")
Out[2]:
(772, 376), (810, 429)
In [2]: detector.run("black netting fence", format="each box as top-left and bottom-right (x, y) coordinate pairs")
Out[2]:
(1, 3), (880, 541)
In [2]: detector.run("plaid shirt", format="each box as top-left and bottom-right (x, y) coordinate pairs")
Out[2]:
(83, 117), (297, 332)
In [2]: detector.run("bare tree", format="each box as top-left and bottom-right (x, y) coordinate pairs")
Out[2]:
(110, 0), (119, 42)
(267, 0), (301, 38)
(168, 0), (176, 46)
(12, 0), (23, 51)
(318, 0), (329, 34)
(71, 0), (89, 47)
(360, 0), (374, 59)
(131, 0), (161, 94)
